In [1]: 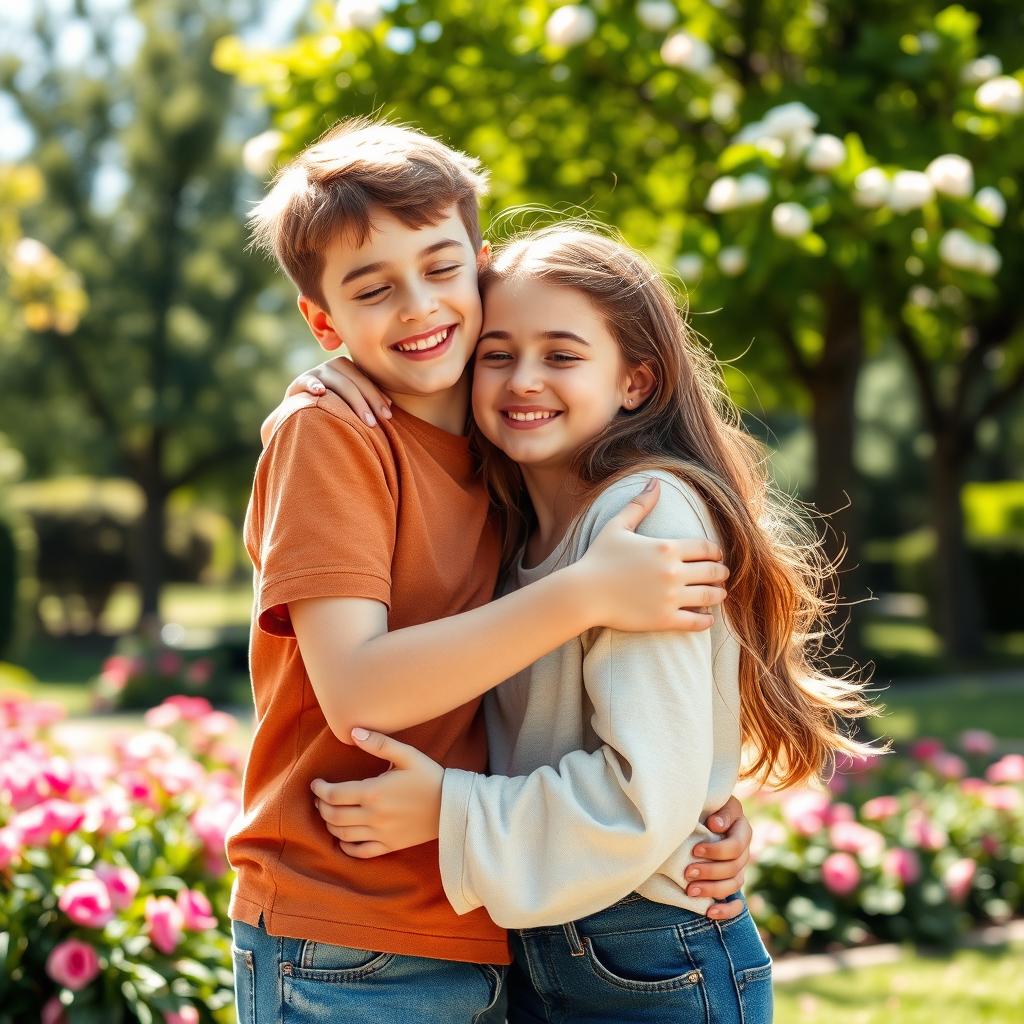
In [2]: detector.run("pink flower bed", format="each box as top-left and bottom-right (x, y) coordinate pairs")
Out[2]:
(0, 692), (242, 1021)
(746, 734), (1024, 952)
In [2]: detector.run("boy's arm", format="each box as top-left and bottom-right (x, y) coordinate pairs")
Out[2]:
(292, 479), (727, 743)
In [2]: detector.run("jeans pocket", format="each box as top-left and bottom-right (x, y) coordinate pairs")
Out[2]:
(231, 945), (255, 1024)
(284, 939), (395, 982)
(734, 962), (773, 1024)
(583, 925), (705, 993)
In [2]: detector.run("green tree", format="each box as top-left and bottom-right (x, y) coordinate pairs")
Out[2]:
(222, 0), (1024, 657)
(0, 0), (293, 627)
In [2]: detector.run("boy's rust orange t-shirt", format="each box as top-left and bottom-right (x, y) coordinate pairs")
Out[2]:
(227, 392), (509, 963)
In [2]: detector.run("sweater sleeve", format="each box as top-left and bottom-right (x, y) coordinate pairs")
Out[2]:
(438, 473), (719, 927)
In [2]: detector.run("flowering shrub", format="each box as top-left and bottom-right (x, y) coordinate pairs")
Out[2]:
(93, 638), (230, 713)
(746, 731), (1024, 953)
(0, 691), (242, 1021)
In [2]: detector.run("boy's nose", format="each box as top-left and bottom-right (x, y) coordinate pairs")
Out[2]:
(399, 284), (440, 322)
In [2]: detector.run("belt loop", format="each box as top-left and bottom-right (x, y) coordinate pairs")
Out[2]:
(562, 921), (585, 957)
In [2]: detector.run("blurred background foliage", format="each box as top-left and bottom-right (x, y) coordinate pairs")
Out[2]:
(0, 0), (1022, 706)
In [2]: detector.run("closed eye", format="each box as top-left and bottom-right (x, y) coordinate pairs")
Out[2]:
(478, 351), (512, 362)
(428, 264), (461, 276)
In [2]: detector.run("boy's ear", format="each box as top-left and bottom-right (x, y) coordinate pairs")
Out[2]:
(297, 295), (344, 352)
(476, 240), (492, 271)
(622, 363), (658, 409)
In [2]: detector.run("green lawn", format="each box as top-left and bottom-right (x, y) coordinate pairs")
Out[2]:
(776, 943), (1023, 1023)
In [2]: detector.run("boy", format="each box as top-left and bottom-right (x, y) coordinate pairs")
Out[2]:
(228, 119), (749, 1022)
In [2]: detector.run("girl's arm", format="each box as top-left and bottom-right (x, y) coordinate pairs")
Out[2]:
(291, 478), (728, 743)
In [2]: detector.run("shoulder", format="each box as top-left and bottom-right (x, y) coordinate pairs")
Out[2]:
(264, 392), (380, 448)
(574, 469), (717, 550)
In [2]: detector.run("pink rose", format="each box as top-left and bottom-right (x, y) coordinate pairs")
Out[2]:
(164, 1007), (200, 1024)
(829, 821), (885, 859)
(882, 847), (921, 886)
(981, 785), (1022, 812)
(943, 857), (976, 903)
(930, 752), (967, 780)
(959, 777), (986, 796)
(986, 754), (1024, 784)
(185, 658), (214, 687)
(907, 810), (947, 852)
(12, 799), (85, 846)
(910, 738), (944, 762)
(58, 876), (114, 928)
(146, 895), (185, 954)
(157, 651), (184, 677)
(165, 695), (213, 721)
(959, 729), (996, 757)
(861, 796), (900, 822)
(176, 888), (218, 931)
(0, 827), (21, 870)
(821, 852), (860, 896)
(981, 835), (1000, 856)
(45, 939), (101, 990)
(41, 996), (67, 1024)
(144, 703), (182, 729)
(781, 790), (830, 836)
(823, 802), (855, 825)
(96, 864), (140, 910)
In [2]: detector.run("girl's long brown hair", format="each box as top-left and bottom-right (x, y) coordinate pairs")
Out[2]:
(471, 223), (880, 789)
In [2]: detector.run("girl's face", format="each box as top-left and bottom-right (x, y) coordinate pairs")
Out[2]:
(472, 277), (634, 471)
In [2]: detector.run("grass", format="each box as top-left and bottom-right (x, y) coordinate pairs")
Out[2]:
(775, 943), (1024, 1023)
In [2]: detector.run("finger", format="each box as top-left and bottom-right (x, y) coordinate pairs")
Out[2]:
(332, 378), (379, 427)
(330, 365), (393, 421)
(339, 840), (391, 859)
(677, 585), (727, 610)
(706, 898), (746, 921)
(686, 856), (746, 881)
(350, 728), (420, 768)
(286, 373), (326, 399)
(310, 778), (365, 805)
(678, 561), (730, 585)
(704, 795), (743, 834)
(315, 800), (368, 827)
(614, 479), (660, 531)
(325, 824), (377, 843)
(671, 610), (716, 632)
(689, 873), (745, 901)
(675, 537), (724, 563)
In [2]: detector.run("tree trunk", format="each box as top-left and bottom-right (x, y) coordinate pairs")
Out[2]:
(930, 430), (983, 659)
(809, 291), (865, 656)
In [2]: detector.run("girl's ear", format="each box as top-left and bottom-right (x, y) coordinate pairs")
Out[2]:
(476, 240), (492, 271)
(298, 295), (343, 351)
(622, 363), (657, 410)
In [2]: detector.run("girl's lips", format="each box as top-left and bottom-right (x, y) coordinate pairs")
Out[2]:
(500, 410), (564, 431)
(391, 324), (456, 361)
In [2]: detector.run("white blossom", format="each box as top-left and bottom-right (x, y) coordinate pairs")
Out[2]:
(975, 76), (1024, 115)
(961, 55), (1002, 85)
(938, 229), (1002, 276)
(917, 32), (939, 53)
(785, 127), (815, 160)
(710, 89), (737, 123)
(242, 130), (283, 177)
(705, 176), (741, 212)
(10, 238), (53, 272)
(717, 246), (747, 276)
(804, 134), (846, 172)
(334, 0), (384, 30)
(736, 173), (771, 205)
(772, 202), (812, 238)
(853, 168), (889, 208)
(755, 136), (786, 159)
(636, 1), (677, 31)
(674, 253), (704, 281)
(661, 31), (714, 74)
(909, 285), (937, 308)
(761, 101), (819, 139)
(734, 120), (766, 143)
(545, 5), (597, 47)
(974, 186), (1006, 224)
(887, 171), (934, 213)
(925, 154), (974, 198)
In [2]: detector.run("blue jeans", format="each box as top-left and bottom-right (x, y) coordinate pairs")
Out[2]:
(506, 894), (773, 1023)
(231, 916), (507, 1024)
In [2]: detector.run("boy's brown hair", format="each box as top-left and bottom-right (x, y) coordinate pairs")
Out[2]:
(248, 117), (490, 307)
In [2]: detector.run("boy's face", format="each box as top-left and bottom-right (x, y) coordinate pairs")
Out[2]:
(299, 206), (485, 400)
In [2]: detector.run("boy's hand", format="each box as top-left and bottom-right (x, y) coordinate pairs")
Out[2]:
(573, 479), (729, 633)
(685, 795), (752, 919)
(310, 729), (443, 859)
(262, 355), (393, 444)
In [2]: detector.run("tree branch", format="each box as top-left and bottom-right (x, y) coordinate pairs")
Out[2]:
(892, 321), (945, 434)
(971, 362), (1024, 429)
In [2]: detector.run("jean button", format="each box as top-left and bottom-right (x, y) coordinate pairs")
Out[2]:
(687, 971), (700, 984)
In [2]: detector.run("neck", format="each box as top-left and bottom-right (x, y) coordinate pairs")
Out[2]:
(521, 463), (583, 563)
(386, 370), (471, 435)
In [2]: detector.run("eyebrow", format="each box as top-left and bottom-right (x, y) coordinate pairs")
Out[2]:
(478, 329), (590, 346)
(340, 239), (465, 286)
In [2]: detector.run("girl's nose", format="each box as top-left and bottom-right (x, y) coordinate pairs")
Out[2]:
(508, 367), (543, 394)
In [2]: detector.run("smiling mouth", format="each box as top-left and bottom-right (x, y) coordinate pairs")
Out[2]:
(391, 324), (456, 354)
(501, 409), (563, 429)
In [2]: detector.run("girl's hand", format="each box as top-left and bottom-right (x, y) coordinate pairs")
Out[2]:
(572, 479), (729, 633)
(310, 729), (443, 859)
(684, 795), (752, 919)
(261, 356), (393, 444)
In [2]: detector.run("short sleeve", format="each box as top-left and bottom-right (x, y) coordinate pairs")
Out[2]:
(249, 404), (397, 636)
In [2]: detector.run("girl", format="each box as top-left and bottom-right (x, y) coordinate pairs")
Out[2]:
(310, 224), (878, 1022)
